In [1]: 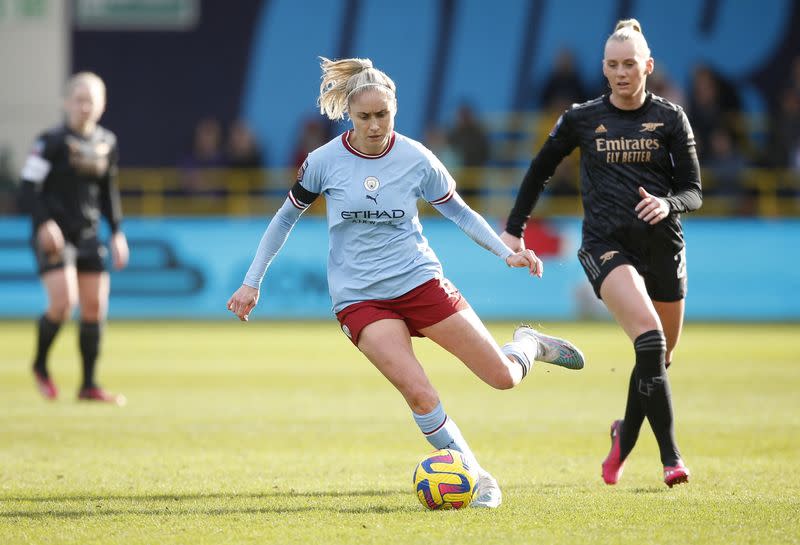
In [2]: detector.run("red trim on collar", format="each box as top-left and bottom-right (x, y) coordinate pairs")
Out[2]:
(341, 130), (396, 159)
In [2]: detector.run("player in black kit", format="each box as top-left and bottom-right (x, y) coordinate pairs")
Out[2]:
(500, 19), (701, 487)
(19, 72), (128, 405)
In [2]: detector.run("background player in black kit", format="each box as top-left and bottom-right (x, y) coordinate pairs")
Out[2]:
(500, 19), (702, 487)
(19, 72), (129, 405)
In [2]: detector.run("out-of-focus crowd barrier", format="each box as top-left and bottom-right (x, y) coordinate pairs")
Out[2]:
(117, 167), (800, 219)
(1, 216), (797, 321)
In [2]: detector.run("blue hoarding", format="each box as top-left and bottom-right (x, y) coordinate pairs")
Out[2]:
(0, 217), (797, 320)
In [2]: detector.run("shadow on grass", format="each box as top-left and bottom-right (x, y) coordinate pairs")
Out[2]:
(504, 483), (667, 494)
(0, 505), (417, 519)
(0, 489), (418, 518)
(2, 489), (406, 503)
(629, 487), (672, 494)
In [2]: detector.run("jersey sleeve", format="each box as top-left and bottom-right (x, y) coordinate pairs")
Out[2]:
(420, 152), (456, 205)
(18, 133), (56, 229)
(434, 191), (513, 260)
(243, 197), (306, 288)
(505, 109), (579, 237)
(287, 156), (321, 210)
(100, 135), (123, 233)
(663, 108), (702, 213)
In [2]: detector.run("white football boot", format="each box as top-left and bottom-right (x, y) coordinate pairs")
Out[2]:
(470, 470), (502, 509)
(513, 325), (585, 370)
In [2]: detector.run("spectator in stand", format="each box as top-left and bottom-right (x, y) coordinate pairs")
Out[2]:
(648, 68), (686, 108)
(226, 119), (264, 169)
(687, 64), (743, 162)
(539, 48), (588, 112)
(178, 117), (225, 193)
(0, 146), (16, 213)
(687, 65), (724, 162)
(184, 117), (224, 167)
(790, 56), (800, 98)
(290, 118), (330, 169)
(526, 50), (590, 198)
(769, 81), (800, 174)
(424, 125), (460, 172)
(449, 103), (491, 168)
(224, 119), (266, 201)
(705, 127), (751, 214)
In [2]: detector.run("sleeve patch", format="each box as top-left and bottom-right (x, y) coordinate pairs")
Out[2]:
(296, 159), (308, 182)
(21, 155), (52, 183)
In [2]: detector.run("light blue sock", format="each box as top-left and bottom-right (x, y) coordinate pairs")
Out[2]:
(413, 402), (483, 474)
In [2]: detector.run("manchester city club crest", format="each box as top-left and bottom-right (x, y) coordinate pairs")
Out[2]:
(364, 176), (380, 191)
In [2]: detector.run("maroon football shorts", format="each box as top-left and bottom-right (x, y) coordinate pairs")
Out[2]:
(335, 277), (470, 346)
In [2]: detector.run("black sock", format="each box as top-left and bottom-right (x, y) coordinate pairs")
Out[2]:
(79, 321), (101, 389)
(33, 315), (62, 377)
(619, 369), (646, 461)
(634, 330), (681, 466)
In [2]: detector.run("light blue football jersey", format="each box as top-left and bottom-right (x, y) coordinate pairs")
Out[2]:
(295, 131), (457, 313)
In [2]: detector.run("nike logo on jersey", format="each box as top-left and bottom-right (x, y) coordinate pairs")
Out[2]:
(595, 124), (607, 134)
(640, 122), (664, 132)
(599, 250), (619, 265)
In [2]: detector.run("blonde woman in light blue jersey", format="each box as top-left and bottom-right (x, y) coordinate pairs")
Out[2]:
(228, 57), (585, 509)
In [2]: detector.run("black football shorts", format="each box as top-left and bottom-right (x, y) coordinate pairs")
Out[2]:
(578, 237), (687, 302)
(34, 235), (107, 275)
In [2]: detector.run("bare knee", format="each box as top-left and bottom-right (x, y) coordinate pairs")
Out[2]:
(47, 297), (76, 322)
(483, 361), (517, 390)
(487, 374), (516, 391)
(404, 385), (440, 414)
(80, 299), (104, 321)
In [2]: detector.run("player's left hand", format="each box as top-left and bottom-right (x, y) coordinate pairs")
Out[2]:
(227, 284), (260, 322)
(635, 186), (670, 225)
(505, 249), (543, 278)
(110, 232), (129, 270)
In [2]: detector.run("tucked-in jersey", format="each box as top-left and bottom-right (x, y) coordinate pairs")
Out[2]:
(506, 93), (702, 245)
(243, 130), (511, 313)
(19, 123), (122, 240)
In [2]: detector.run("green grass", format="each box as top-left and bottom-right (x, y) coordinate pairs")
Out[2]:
(1, 320), (798, 545)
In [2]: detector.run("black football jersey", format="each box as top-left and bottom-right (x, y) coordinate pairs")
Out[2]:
(19, 123), (122, 241)
(506, 93), (702, 243)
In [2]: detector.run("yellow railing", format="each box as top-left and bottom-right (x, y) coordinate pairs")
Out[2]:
(117, 167), (800, 217)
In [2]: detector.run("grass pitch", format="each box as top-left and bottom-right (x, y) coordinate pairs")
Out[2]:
(1, 320), (798, 545)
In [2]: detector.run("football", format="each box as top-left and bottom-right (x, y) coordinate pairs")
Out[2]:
(412, 449), (478, 510)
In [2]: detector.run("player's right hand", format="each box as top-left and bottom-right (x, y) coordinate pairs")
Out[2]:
(505, 249), (543, 278)
(500, 231), (524, 252)
(227, 284), (260, 322)
(37, 220), (64, 254)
